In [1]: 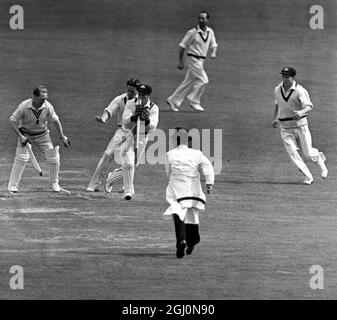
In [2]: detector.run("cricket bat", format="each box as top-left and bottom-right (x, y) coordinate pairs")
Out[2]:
(26, 142), (43, 176)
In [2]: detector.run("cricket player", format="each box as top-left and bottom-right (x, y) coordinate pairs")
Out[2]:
(86, 78), (140, 192)
(166, 11), (217, 112)
(163, 127), (214, 259)
(8, 86), (70, 193)
(111, 83), (159, 200)
(272, 67), (328, 184)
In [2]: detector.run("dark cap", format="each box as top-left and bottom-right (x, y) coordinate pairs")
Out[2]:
(280, 67), (296, 77)
(137, 84), (152, 95)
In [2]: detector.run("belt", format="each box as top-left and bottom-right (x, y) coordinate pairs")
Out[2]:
(19, 127), (47, 136)
(187, 53), (206, 59)
(278, 115), (307, 122)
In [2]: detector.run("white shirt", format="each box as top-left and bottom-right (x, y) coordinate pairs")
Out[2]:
(10, 99), (59, 134)
(105, 93), (134, 127)
(274, 81), (312, 129)
(179, 25), (217, 58)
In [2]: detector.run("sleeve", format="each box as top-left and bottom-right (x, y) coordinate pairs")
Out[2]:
(47, 103), (60, 122)
(179, 29), (194, 49)
(10, 104), (24, 122)
(146, 105), (159, 132)
(274, 87), (278, 105)
(199, 152), (215, 185)
(298, 87), (313, 108)
(122, 101), (135, 127)
(105, 95), (121, 117)
(165, 153), (171, 179)
(209, 29), (218, 49)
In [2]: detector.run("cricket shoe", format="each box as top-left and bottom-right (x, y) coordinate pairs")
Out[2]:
(52, 182), (61, 192)
(318, 152), (328, 179)
(190, 103), (204, 112)
(86, 186), (99, 192)
(166, 98), (179, 112)
(303, 176), (314, 185)
(8, 186), (18, 193)
(176, 240), (187, 259)
(186, 246), (195, 255)
(124, 192), (132, 200)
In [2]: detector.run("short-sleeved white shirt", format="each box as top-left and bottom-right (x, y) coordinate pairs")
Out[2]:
(105, 93), (134, 127)
(179, 25), (217, 58)
(274, 81), (312, 129)
(10, 98), (59, 134)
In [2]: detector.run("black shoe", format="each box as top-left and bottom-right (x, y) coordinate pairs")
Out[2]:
(186, 246), (195, 255)
(124, 192), (132, 200)
(176, 240), (187, 259)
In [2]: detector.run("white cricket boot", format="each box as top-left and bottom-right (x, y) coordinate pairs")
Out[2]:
(52, 182), (61, 192)
(318, 152), (328, 179)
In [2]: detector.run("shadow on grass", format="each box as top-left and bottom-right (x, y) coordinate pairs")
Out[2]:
(118, 252), (174, 258)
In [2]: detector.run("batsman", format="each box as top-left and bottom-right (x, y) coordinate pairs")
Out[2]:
(112, 83), (159, 200)
(8, 86), (70, 193)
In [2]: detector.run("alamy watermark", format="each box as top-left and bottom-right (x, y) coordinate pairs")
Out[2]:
(112, 126), (223, 175)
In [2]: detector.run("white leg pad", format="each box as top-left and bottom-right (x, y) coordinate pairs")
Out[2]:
(123, 165), (134, 196)
(8, 154), (29, 190)
(46, 146), (60, 184)
(106, 167), (123, 185)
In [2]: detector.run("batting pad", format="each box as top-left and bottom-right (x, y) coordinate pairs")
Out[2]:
(8, 157), (28, 190)
(46, 146), (60, 183)
(123, 165), (134, 196)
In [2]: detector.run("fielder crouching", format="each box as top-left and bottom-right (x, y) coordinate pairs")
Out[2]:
(163, 127), (214, 259)
(8, 86), (70, 193)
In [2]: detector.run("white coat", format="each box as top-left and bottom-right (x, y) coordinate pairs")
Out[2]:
(163, 144), (214, 224)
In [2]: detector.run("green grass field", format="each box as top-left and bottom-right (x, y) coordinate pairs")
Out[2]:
(1, 0), (337, 299)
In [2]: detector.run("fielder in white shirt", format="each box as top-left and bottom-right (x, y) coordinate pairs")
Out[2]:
(86, 78), (140, 192)
(163, 127), (214, 259)
(8, 86), (70, 193)
(272, 67), (328, 184)
(167, 11), (217, 112)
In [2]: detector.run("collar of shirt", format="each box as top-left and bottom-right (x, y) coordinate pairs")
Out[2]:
(281, 80), (297, 93)
(143, 99), (152, 108)
(177, 144), (188, 149)
(196, 25), (209, 34)
(27, 100), (47, 111)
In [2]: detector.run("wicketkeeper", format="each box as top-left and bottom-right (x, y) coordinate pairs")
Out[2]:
(8, 86), (70, 193)
(163, 127), (214, 258)
(86, 78), (140, 192)
(110, 83), (159, 200)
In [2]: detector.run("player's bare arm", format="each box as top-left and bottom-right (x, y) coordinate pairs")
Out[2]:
(293, 105), (312, 120)
(9, 119), (30, 145)
(272, 104), (278, 128)
(53, 119), (70, 147)
(96, 110), (110, 123)
(178, 47), (185, 69)
(210, 46), (217, 58)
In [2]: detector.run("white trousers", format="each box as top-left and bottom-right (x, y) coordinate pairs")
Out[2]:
(169, 56), (209, 107)
(280, 125), (322, 179)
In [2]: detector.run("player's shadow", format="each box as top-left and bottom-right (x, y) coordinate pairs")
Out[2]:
(118, 252), (174, 259)
(222, 180), (306, 185)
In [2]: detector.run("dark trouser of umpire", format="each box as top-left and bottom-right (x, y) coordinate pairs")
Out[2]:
(172, 214), (200, 259)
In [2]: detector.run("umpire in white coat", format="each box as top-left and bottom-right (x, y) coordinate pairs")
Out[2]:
(163, 127), (214, 258)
